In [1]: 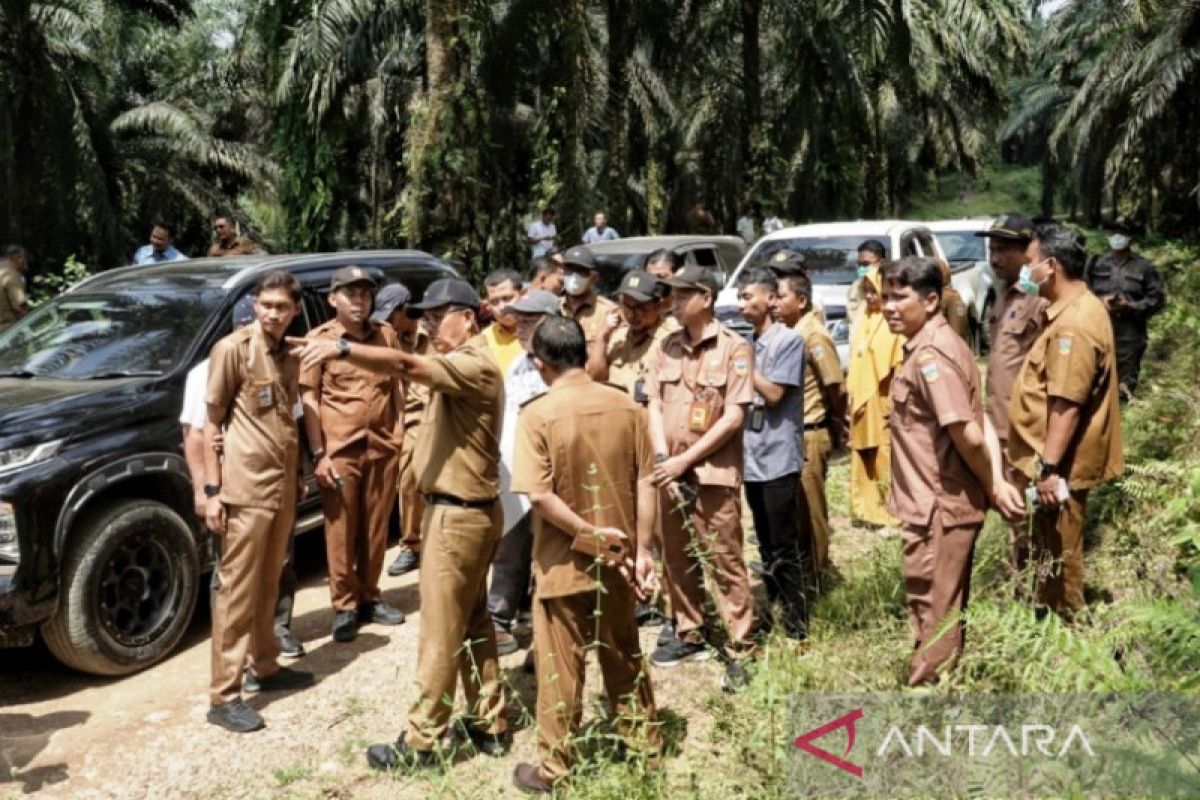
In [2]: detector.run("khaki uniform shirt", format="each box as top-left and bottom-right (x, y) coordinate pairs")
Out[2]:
(888, 316), (988, 527)
(512, 373), (654, 599)
(1008, 289), (1124, 489)
(941, 287), (970, 341)
(605, 318), (675, 399)
(0, 262), (26, 330)
(400, 328), (431, 437)
(206, 322), (300, 509)
(795, 313), (843, 426)
(207, 236), (257, 257)
(986, 285), (1049, 441)
(299, 319), (403, 460)
(562, 292), (618, 343)
(646, 320), (755, 488)
(411, 334), (504, 501)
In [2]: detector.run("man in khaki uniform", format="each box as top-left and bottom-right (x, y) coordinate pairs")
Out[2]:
(204, 271), (314, 733)
(0, 245), (29, 332)
(290, 278), (509, 769)
(771, 268), (846, 576)
(881, 257), (1024, 686)
(1008, 223), (1124, 614)
(372, 283), (429, 576)
(559, 245), (617, 343)
(509, 316), (661, 794)
(299, 267), (406, 642)
(935, 259), (971, 341)
(646, 265), (757, 691)
(208, 215), (258, 257)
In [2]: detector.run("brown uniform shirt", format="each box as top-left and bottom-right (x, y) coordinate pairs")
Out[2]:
(941, 287), (970, 342)
(400, 328), (431, 434)
(0, 262), (26, 330)
(206, 322), (300, 509)
(888, 316), (988, 527)
(646, 320), (755, 488)
(1008, 289), (1124, 489)
(207, 236), (257, 257)
(794, 313), (843, 425)
(512, 373), (654, 599)
(299, 319), (403, 460)
(562, 292), (618, 343)
(986, 285), (1049, 441)
(605, 319), (675, 399)
(411, 334), (504, 501)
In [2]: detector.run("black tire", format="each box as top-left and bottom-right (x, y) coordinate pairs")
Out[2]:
(42, 500), (199, 676)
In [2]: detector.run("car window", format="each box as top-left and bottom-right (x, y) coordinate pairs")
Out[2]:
(744, 235), (884, 283)
(900, 232), (921, 258)
(933, 231), (987, 263)
(690, 247), (718, 268)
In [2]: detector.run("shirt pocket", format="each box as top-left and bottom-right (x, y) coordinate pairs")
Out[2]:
(697, 354), (729, 388)
(244, 380), (276, 416)
(658, 361), (682, 384)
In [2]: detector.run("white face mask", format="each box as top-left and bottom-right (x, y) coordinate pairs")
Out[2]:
(563, 272), (590, 296)
(1108, 234), (1131, 251)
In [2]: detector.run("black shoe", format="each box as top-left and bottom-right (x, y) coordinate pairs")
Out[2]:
(522, 649), (536, 675)
(207, 699), (264, 733)
(387, 549), (420, 576)
(722, 660), (750, 693)
(359, 601), (405, 626)
(244, 666), (314, 694)
(277, 630), (305, 659)
(495, 628), (520, 656)
(365, 734), (437, 772)
(332, 609), (359, 642)
(454, 721), (512, 757)
(513, 762), (553, 794)
(650, 637), (710, 668)
(636, 603), (667, 627)
(656, 620), (676, 649)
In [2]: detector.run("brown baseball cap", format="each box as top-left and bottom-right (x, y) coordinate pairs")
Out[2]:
(617, 270), (659, 303)
(562, 246), (597, 271)
(974, 214), (1035, 243)
(663, 265), (721, 295)
(330, 265), (379, 291)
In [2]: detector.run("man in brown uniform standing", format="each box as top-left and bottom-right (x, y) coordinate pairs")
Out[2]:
(1008, 223), (1124, 615)
(290, 277), (509, 768)
(559, 246), (617, 344)
(204, 271), (314, 733)
(0, 245), (29, 332)
(881, 257), (1024, 686)
(510, 316), (661, 794)
(208, 215), (258, 257)
(646, 265), (757, 691)
(299, 267), (406, 642)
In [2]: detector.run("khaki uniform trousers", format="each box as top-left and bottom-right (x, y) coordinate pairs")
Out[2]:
(1011, 477), (1088, 614)
(660, 484), (755, 655)
(901, 513), (980, 686)
(405, 502), (507, 750)
(210, 487), (296, 705)
(800, 427), (832, 573)
(850, 440), (900, 527)
(533, 572), (661, 782)
(397, 427), (423, 553)
(321, 442), (399, 610)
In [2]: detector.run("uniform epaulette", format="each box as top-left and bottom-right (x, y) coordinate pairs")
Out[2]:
(598, 381), (628, 395)
(519, 393), (548, 411)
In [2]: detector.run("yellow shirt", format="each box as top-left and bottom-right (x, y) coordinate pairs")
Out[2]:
(846, 310), (904, 450)
(482, 322), (524, 377)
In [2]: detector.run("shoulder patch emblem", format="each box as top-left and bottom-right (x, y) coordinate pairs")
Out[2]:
(734, 356), (750, 376)
(812, 345), (824, 358)
(956, 306), (966, 316)
(1057, 335), (1073, 355)
(920, 360), (940, 382)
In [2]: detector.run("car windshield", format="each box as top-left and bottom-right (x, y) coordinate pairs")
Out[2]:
(934, 231), (987, 262)
(0, 289), (220, 379)
(744, 236), (882, 282)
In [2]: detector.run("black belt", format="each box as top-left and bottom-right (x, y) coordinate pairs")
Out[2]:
(425, 492), (496, 510)
(804, 421), (827, 430)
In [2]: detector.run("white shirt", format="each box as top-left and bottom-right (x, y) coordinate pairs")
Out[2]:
(180, 358), (303, 431)
(527, 220), (557, 258)
(582, 226), (620, 244)
(736, 216), (757, 244)
(762, 216), (784, 234)
(498, 353), (548, 533)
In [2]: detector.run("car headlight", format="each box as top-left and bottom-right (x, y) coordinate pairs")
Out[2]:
(0, 502), (17, 562)
(0, 439), (63, 477)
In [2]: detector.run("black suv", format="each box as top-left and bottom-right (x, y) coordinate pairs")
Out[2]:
(0, 251), (456, 675)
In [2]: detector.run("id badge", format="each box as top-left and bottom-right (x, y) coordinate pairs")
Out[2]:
(749, 406), (765, 432)
(687, 401), (711, 433)
(255, 381), (274, 410)
(633, 377), (648, 404)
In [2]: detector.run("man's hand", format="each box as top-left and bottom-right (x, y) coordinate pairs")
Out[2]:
(1035, 474), (1063, 510)
(653, 455), (688, 488)
(192, 486), (207, 519)
(205, 496), (226, 535)
(991, 480), (1026, 522)
(634, 549), (659, 601)
(286, 336), (340, 371)
(314, 455), (342, 491)
(601, 308), (622, 340)
(571, 526), (630, 569)
(211, 430), (225, 455)
(297, 474), (309, 502)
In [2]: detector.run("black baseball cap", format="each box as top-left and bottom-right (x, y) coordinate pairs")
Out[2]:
(663, 265), (721, 296)
(766, 248), (807, 275)
(617, 270), (659, 303)
(330, 265), (378, 291)
(562, 246), (597, 271)
(408, 278), (481, 315)
(975, 214), (1035, 243)
(371, 283), (412, 322)
(504, 289), (562, 316)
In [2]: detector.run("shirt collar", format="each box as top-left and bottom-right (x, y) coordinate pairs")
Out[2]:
(547, 370), (592, 393)
(903, 315), (944, 354)
(329, 317), (379, 343)
(252, 320), (288, 357)
(1046, 284), (1088, 321)
(681, 319), (721, 352)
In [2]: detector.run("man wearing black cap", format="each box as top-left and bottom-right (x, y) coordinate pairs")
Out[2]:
(299, 266), (406, 642)
(559, 245), (617, 344)
(289, 277), (509, 769)
(373, 283), (429, 577)
(1085, 219), (1164, 397)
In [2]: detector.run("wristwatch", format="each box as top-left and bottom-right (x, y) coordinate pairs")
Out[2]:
(1038, 461), (1059, 480)
(654, 453), (667, 464)
(335, 339), (351, 359)
(203, 483), (221, 498)
(310, 447), (326, 462)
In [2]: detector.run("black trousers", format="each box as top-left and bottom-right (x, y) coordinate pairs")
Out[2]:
(487, 511), (533, 631)
(745, 474), (809, 636)
(211, 532), (297, 637)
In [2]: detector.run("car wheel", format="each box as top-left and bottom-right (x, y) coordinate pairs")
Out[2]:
(42, 500), (199, 676)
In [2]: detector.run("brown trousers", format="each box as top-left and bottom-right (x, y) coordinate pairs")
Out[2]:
(397, 427), (423, 553)
(210, 493), (295, 704)
(660, 484), (756, 654)
(1013, 486), (1088, 614)
(405, 502), (507, 750)
(901, 513), (980, 686)
(533, 573), (661, 782)
(321, 445), (399, 610)
(800, 427), (832, 572)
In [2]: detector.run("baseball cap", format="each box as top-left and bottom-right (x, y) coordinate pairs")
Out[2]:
(974, 214), (1035, 243)
(330, 265), (379, 291)
(561, 246), (597, 271)
(371, 283), (411, 322)
(232, 295), (256, 327)
(617, 270), (659, 303)
(504, 289), (561, 316)
(765, 248), (806, 275)
(663, 265), (721, 296)
(408, 278), (481, 315)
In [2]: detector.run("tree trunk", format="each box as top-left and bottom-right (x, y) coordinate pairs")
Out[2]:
(740, 0), (762, 202)
(602, 0), (632, 228)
